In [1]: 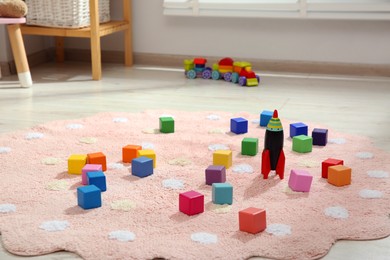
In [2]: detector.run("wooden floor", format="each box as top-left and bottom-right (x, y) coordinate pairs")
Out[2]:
(0, 62), (389, 259)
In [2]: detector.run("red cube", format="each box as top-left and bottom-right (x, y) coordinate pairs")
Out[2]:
(321, 158), (343, 179)
(179, 190), (204, 216)
(239, 207), (267, 234)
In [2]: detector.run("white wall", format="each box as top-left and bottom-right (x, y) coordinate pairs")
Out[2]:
(2, 0), (390, 65)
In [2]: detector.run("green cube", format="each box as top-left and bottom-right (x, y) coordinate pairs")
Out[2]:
(241, 137), (258, 156)
(159, 117), (174, 133)
(292, 135), (313, 153)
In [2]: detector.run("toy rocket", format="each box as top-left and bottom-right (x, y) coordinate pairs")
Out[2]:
(261, 110), (285, 179)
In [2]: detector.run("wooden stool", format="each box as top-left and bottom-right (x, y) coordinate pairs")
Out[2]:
(0, 17), (32, 87)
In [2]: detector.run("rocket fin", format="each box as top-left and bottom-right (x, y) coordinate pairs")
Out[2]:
(261, 149), (271, 179)
(276, 149), (285, 179)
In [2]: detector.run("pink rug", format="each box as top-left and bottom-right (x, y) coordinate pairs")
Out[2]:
(0, 110), (389, 260)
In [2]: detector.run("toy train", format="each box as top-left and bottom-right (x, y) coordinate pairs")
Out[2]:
(184, 57), (260, 87)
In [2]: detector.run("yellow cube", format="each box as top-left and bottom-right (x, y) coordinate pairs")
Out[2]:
(213, 150), (232, 169)
(137, 149), (156, 168)
(68, 154), (87, 174)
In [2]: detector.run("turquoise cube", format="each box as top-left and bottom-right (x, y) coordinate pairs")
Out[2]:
(159, 117), (174, 133)
(212, 183), (233, 205)
(292, 135), (313, 153)
(241, 137), (258, 156)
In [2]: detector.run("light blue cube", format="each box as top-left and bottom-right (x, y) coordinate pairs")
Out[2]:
(87, 171), (106, 192)
(260, 110), (273, 127)
(212, 183), (233, 205)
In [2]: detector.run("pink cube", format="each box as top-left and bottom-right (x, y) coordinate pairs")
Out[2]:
(82, 164), (103, 185)
(288, 169), (313, 192)
(179, 190), (204, 216)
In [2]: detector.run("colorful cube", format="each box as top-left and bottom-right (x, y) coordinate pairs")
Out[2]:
(82, 164), (102, 185)
(77, 185), (102, 210)
(87, 171), (106, 192)
(239, 207), (267, 234)
(241, 137), (258, 156)
(328, 165), (352, 187)
(68, 154), (87, 175)
(312, 128), (328, 146)
(137, 149), (156, 168)
(322, 158), (344, 179)
(212, 183), (233, 205)
(205, 165), (226, 185)
(159, 117), (175, 133)
(230, 117), (248, 134)
(260, 110), (273, 127)
(122, 145), (142, 163)
(290, 122), (308, 138)
(131, 156), (154, 178)
(213, 150), (232, 169)
(87, 152), (107, 171)
(292, 135), (312, 153)
(179, 190), (204, 216)
(288, 169), (313, 192)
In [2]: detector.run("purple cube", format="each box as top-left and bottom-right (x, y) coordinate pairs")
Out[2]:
(290, 122), (308, 138)
(288, 169), (313, 192)
(312, 128), (328, 146)
(205, 165), (226, 185)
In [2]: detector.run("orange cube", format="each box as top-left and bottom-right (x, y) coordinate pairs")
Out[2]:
(87, 152), (107, 171)
(239, 207), (266, 234)
(328, 165), (351, 187)
(122, 145), (142, 163)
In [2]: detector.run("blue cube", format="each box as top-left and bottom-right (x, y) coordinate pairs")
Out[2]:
(260, 110), (273, 127)
(87, 171), (106, 192)
(230, 117), (248, 134)
(77, 185), (102, 209)
(132, 156), (154, 178)
(290, 122), (308, 138)
(312, 128), (328, 146)
(212, 183), (233, 205)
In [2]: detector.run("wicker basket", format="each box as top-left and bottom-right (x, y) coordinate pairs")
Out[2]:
(25, 0), (110, 28)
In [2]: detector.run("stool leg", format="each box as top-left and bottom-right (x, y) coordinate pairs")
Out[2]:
(7, 24), (32, 87)
(123, 0), (133, 66)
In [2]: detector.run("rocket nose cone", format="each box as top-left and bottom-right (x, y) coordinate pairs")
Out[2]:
(273, 110), (278, 118)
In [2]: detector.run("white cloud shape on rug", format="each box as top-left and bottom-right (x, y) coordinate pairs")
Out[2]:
(142, 142), (155, 150)
(113, 117), (128, 123)
(355, 152), (374, 159)
(208, 144), (229, 151)
(232, 164), (254, 174)
(25, 132), (44, 140)
(162, 179), (184, 189)
(328, 138), (346, 144)
(367, 170), (389, 178)
(66, 123), (84, 129)
(206, 114), (221, 121)
(39, 220), (69, 231)
(251, 119), (260, 124)
(109, 230), (136, 242)
(324, 206), (349, 219)
(359, 189), (383, 199)
(191, 232), (218, 244)
(0, 204), (16, 213)
(266, 224), (292, 236)
(108, 163), (126, 170)
(0, 147), (11, 154)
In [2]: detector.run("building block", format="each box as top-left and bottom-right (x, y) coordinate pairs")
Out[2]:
(290, 122), (308, 138)
(87, 152), (107, 171)
(179, 190), (204, 216)
(68, 154), (87, 175)
(260, 110), (273, 127)
(82, 164), (102, 185)
(205, 165), (226, 185)
(328, 165), (352, 187)
(212, 183), (233, 205)
(312, 128), (328, 146)
(288, 169), (313, 192)
(292, 135), (312, 153)
(87, 171), (106, 192)
(321, 158), (344, 179)
(131, 156), (154, 178)
(137, 149), (156, 168)
(213, 150), (232, 169)
(241, 137), (258, 156)
(159, 117), (175, 133)
(77, 185), (102, 210)
(122, 144), (142, 163)
(239, 207), (266, 234)
(230, 117), (248, 134)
